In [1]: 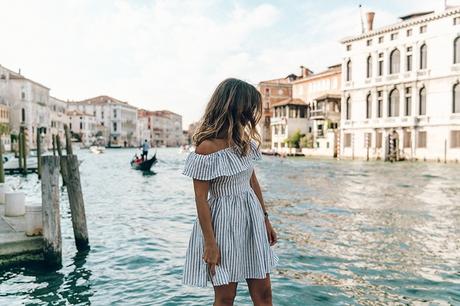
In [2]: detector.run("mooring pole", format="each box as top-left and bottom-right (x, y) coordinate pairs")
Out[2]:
(21, 129), (27, 174)
(64, 124), (73, 156)
(62, 154), (89, 251)
(37, 127), (42, 178)
(18, 130), (23, 171)
(0, 142), (4, 183)
(56, 135), (68, 185)
(41, 155), (62, 268)
(52, 134), (56, 156)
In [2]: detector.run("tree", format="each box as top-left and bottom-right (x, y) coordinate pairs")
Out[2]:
(300, 133), (314, 148)
(285, 129), (304, 148)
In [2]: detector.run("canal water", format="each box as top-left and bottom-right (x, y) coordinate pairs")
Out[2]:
(0, 148), (459, 305)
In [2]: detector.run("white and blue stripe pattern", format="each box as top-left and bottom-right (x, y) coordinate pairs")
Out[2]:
(182, 141), (278, 287)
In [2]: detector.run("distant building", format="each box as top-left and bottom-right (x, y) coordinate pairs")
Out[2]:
(137, 109), (152, 146)
(151, 110), (183, 147)
(257, 74), (296, 148)
(68, 96), (138, 147)
(340, 7), (460, 161)
(186, 121), (200, 145)
(67, 109), (97, 147)
(292, 65), (342, 157)
(49, 96), (69, 147)
(271, 98), (309, 153)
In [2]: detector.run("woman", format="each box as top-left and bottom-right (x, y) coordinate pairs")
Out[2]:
(182, 78), (278, 306)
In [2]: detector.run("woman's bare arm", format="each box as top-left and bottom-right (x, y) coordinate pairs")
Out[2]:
(193, 179), (216, 247)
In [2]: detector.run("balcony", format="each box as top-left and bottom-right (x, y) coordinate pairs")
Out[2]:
(310, 109), (340, 121)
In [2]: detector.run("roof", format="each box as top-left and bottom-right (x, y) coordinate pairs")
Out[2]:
(66, 109), (94, 117)
(258, 76), (294, 85)
(272, 98), (306, 107)
(314, 94), (342, 101)
(7, 71), (50, 90)
(341, 6), (460, 43)
(71, 95), (137, 109)
(292, 65), (341, 84)
(399, 11), (434, 21)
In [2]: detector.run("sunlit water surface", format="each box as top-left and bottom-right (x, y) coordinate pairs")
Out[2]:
(0, 148), (459, 305)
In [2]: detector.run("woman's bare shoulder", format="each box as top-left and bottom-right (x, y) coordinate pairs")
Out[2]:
(195, 139), (228, 155)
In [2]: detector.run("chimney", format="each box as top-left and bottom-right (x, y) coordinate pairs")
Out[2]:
(18, 68), (21, 75)
(366, 12), (375, 32)
(300, 66), (312, 78)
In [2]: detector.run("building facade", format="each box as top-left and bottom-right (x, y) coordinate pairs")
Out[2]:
(257, 76), (294, 148)
(292, 65), (342, 157)
(49, 96), (69, 147)
(68, 96), (138, 147)
(151, 110), (183, 147)
(67, 109), (97, 147)
(340, 7), (460, 161)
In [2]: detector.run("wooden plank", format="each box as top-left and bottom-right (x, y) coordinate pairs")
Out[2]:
(41, 155), (62, 268)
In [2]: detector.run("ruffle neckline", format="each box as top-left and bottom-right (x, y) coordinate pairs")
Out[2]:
(182, 141), (262, 180)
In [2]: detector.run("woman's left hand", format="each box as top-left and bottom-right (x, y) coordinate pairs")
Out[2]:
(265, 219), (278, 246)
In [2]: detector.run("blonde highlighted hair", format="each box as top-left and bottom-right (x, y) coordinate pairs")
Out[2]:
(193, 78), (262, 155)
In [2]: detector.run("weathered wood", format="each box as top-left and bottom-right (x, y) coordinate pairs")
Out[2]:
(62, 155), (89, 251)
(52, 135), (56, 156)
(63, 124), (73, 155)
(56, 135), (68, 185)
(21, 130), (27, 174)
(41, 155), (62, 268)
(0, 142), (4, 183)
(37, 128), (42, 179)
(18, 131), (23, 170)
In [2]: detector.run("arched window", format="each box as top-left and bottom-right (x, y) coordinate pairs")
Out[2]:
(366, 56), (372, 78)
(346, 60), (352, 81)
(390, 49), (400, 74)
(454, 83), (460, 113)
(21, 108), (25, 122)
(366, 93), (372, 119)
(454, 37), (460, 64)
(389, 89), (400, 117)
(346, 97), (351, 120)
(419, 87), (426, 115)
(420, 44), (427, 69)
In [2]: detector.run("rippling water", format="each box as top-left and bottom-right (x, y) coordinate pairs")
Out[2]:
(0, 148), (459, 305)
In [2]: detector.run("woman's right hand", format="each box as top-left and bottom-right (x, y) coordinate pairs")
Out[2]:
(203, 243), (220, 276)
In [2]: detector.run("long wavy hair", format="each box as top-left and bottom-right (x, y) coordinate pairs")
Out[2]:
(193, 78), (262, 155)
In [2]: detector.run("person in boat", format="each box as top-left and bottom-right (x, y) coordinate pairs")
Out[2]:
(141, 139), (150, 161)
(182, 78), (277, 305)
(133, 154), (142, 164)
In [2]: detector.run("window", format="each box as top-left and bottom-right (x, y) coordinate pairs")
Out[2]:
(377, 91), (383, 118)
(417, 131), (427, 148)
(451, 131), (460, 148)
(455, 17), (460, 25)
(367, 39), (372, 46)
(454, 83), (460, 113)
(420, 25), (427, 33)
(346, 97), (351, 120)
(344, 133), (352, 147)
(113, 109), (117, 118)
(454, 37), (460, 64)
(420, 44), (427, 69)
(21, 108), (25, 122)
(113, 122), (117, 132)
(405, 87), (412, 116)
(366, 94), (372, 119)
(376, 132), (382, 148)
(391, 33), (398, 40)
(346, 44), (352, 51)
(407, 29), (413, 36)
(80, 122), (83, 129)
(346, 60), (352, 81)
(378, 53), (384, 76)
(406, 47), (413, 71)
(404, 130), (411, 148)
(419, 87), (427, 115)
(101, 111), (104, 119)
(21, 92), (25, 100)
(378, 36), (384, 43)
(366, 55), (372, 78)
(389, 89), (400, 117)
(364, 133), (372, 148)
(390, 49), (400, 74)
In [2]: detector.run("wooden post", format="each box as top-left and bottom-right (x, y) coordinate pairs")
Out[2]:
(21, 130), (27, 174)
(64, 124), (73, 155)
(41, 155), (62, 268)
(56, 135), (68, 185)
(37, 127), (42, 178)
(52, 134), (56, 156)
(18, 130), (23, 170)
(444, 139), (447, 164)
(62, 155), (89, 251)
(0, 142), (4, 183)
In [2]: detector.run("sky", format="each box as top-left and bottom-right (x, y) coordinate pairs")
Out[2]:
(0, 0), (458, 126)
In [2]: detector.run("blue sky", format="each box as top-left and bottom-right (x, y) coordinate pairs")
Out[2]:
(0, 0), (457, 125)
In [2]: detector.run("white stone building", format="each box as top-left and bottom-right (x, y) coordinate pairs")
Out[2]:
(49, 96), (69, 147)
(150, 110), (183, 147)
(67, 109), (97, 147)
(340, 7), (460, 162)
(68, 96), (138, 147)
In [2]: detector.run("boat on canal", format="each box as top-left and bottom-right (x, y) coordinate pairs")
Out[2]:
(89, 146), (105, 154)
(130, 153), (157, 171)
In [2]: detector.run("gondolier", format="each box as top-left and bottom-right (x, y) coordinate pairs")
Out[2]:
(141, 139), (150, 161)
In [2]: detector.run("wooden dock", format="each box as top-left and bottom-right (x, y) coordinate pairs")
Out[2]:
(0, 204), (43, 266)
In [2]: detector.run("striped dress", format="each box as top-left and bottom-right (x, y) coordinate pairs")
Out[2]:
(182, 140), (278, 287)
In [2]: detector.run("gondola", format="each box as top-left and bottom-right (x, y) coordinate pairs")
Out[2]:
(130, 153), (157, 171)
